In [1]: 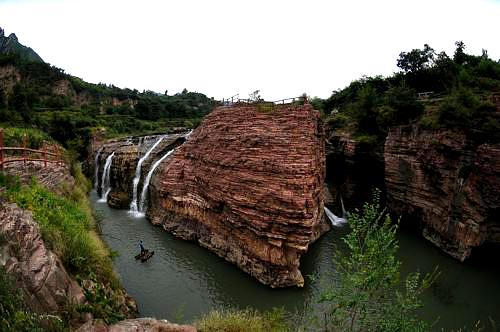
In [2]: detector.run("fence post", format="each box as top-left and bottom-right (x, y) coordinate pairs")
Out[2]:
(43, 141), (47, 168)
(0, 128), (3, 171)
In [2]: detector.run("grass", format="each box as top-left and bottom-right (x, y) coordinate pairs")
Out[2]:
(195, 307), (289, 332)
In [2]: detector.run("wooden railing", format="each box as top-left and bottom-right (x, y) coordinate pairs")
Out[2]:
(0, 128), (64, 170)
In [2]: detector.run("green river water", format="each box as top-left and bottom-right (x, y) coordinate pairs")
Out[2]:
(90, 191), (500, 330)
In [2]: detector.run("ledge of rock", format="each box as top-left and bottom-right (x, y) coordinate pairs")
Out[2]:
(147, 104), (329, 288)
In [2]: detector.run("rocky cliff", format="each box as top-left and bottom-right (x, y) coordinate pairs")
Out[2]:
(147, 104), (329, 288)
(326, 123), (500, 261)
(384, 126), (500, 261)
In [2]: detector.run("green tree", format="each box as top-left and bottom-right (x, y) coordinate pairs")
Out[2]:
(397, 44), (435, 74)
(318, 191), (438, 332)
(10, 84), (33, 123)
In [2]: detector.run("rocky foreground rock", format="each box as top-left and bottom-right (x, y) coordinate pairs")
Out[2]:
(147, 104), (329, 288)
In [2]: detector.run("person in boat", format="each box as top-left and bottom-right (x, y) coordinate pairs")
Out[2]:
(139, 240), (146, 255)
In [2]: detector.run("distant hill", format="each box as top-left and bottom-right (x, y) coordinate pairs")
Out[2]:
(0, 27), (43, 63)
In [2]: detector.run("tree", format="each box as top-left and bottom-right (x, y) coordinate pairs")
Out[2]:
(397, 44), (435, 74)
(10, 84), (32, 123)
(318, 190), (438, 331)
(454, 41), (467, 65)
(249, 90), (261, 102)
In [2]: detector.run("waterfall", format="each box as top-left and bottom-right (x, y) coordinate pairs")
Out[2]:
(324, 206), (347, 227)
(98, 151), (115, 203)
(93, 147), (103, 190)
(135, 149), (175, 216)
(129, 136), (166, 215)
(340, 194), (346, 217)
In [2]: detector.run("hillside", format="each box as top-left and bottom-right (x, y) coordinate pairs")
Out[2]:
(0, 28), (217, 159)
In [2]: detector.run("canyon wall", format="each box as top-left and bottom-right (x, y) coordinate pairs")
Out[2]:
(147, 104), (329, 288)
(325, 124), (499, 261)
(384, 126), (500, 261)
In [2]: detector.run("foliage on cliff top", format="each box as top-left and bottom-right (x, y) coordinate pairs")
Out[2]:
(324, 42), (500, 144)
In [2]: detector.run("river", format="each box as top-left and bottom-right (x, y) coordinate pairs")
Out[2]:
(90, 191), (500, 330)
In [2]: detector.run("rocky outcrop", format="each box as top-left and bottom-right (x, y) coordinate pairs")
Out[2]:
(0, 64), (21, 96)
(0, 200), (85, 313)
(77, 318), (196, 332)
(384, 126), (500, 261)
(93, 135), (185, 209)
(147, 104), (329, 288)
(0, 27), (44, 62)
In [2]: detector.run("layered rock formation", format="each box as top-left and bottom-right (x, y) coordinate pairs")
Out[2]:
(0, 200), (85, 313)
(147, 104), (329, 288)
(385, 126), (500, 261)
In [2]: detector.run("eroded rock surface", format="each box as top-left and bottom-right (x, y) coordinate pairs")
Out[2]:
(384, 126), (500, 260)
(147, 104), (329, 288)
(0, 200), (85, 313)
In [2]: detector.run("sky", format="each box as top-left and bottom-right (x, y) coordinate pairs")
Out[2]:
(0, 0), (499, 101)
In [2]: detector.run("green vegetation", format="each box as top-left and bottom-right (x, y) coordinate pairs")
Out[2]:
(322, 42), (500, 145)
(196, 307), (288, 332)
(1, 126), (54, 149)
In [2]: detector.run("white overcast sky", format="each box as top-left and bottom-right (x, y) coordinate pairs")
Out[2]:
(0, 0), (499, 100)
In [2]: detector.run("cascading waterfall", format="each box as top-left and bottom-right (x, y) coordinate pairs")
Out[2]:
(129, 135), (166, 215)
(136, 149), (175, 216)
(324, 194), (347, 227)
(98, 151), (115, 203)
(324, 206), (347, 227)
(93, 147), (103, 190)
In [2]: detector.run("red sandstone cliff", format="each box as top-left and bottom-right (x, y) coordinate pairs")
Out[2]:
(147, 104), (329, 288)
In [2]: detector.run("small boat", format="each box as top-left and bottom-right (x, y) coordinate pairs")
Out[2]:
(134, 249), (155, 262)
